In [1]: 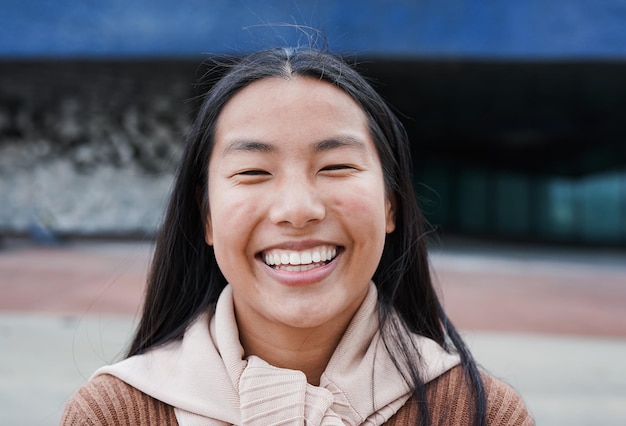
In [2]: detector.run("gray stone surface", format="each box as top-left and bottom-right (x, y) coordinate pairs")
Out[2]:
(463, 332), (626, 425)
(0, 313), (135, 426)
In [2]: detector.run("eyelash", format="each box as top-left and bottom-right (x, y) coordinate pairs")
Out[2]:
(321, 164), (354, 171)
(237, 169), (270, 176)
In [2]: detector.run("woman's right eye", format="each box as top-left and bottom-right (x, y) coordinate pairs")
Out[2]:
(232, 169), (273, 183)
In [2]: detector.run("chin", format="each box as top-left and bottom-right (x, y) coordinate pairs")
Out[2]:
(273, 305), (338, 329)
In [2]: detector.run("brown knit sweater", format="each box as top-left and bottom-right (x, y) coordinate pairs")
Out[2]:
(61, 365), (534, 425)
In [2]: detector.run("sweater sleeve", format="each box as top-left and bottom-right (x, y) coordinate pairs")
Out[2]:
(60, 374), (178, 426)
(481, 370), (534, 425)
(386, 366), (535, 425)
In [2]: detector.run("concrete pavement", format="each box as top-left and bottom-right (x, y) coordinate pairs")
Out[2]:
(1, 238), (625, 425)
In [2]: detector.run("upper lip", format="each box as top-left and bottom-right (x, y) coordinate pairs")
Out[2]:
(257, 239), (341, 254)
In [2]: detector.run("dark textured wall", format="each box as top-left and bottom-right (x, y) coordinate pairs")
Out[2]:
(0, 61), (198, 173)
(0, 61), (200, 236)
(1, 57), (625, 243)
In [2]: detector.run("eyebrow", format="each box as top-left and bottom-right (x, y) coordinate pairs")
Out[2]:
(223, 135), (367, 155)
(313, 135), (367, 153)
(223, 140), (274, 154)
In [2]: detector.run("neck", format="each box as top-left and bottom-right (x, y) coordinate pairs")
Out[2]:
(237, 317), (351, 386)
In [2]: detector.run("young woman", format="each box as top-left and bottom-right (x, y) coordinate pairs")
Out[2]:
(62, 48), (533, 425)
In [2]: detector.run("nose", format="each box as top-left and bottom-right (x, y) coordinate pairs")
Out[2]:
(269, 176), (326, 228)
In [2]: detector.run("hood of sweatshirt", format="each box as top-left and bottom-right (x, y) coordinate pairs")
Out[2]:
(94, 283), (460, 425)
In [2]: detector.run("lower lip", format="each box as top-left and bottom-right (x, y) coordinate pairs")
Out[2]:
(260, 252), (341, 286)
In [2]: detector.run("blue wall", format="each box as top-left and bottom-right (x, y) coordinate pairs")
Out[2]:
(2, 0), (626, 59)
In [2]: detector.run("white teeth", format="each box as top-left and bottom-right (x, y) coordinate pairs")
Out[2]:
(262, 245), (338, 267)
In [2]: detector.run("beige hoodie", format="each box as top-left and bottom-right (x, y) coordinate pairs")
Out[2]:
(94, 284), (459, 426)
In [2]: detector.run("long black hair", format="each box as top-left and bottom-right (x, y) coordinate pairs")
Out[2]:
(127, 47), (486, 426)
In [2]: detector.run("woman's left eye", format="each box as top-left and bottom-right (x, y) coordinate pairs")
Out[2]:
(321, 164), (354, 171)
(238, 170), (269, 176)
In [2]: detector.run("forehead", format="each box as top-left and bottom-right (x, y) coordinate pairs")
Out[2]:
(214, 76), (370, 146)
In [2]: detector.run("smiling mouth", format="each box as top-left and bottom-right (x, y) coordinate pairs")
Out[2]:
(262, 245), (339, 272)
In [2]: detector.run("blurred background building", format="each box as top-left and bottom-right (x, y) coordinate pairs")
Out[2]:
(1, 0), (625, 245)
(2, 4), (626, 425)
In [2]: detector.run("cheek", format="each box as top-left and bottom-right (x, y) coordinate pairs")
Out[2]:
(329, 189), (390, 235)
(208, 187), (256, 255)
(209, 185), (263, 267)
(211, 201), (252, 243)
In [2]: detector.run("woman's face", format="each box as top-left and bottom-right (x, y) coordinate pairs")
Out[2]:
(206, 76), (395, 336)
